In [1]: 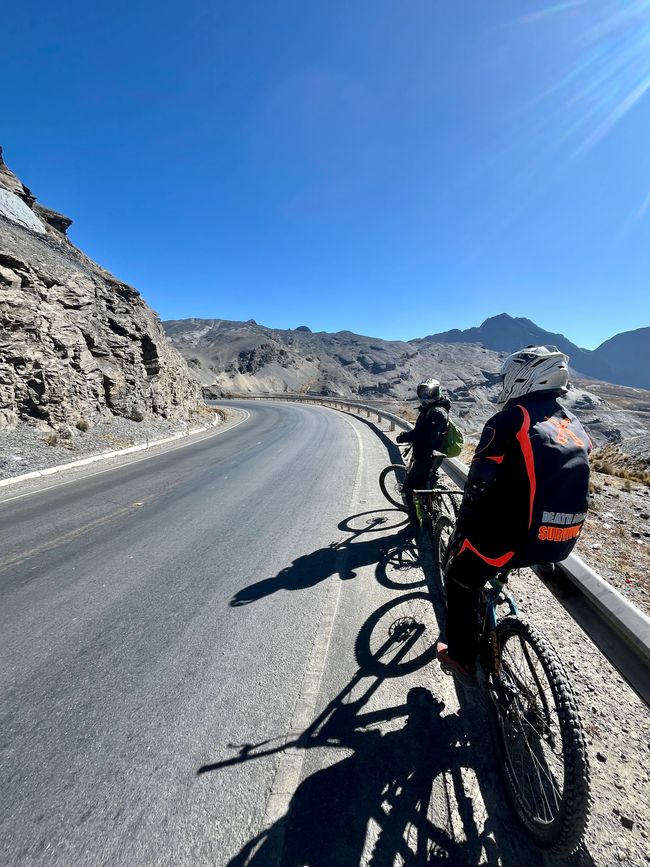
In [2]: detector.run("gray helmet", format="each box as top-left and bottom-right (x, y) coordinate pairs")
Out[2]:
(497, 345), (569, 407)
(417, 378), (442, 406)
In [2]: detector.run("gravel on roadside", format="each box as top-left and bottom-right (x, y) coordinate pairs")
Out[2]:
(0, 406), (226, 481)
(576, 472), (650, 617)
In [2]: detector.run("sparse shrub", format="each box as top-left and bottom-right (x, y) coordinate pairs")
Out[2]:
(623, 479), (632, 493)
(617, 526), (626, 537)
(76, 418), (89, 432)
(589, 481), (602, 494)
(591, 449), (650, 485)
(45, 433), (59, 446)
(130, 408), (145, 422)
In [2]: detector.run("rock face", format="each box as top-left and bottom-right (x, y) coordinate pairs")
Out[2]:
(0, 148), (200, 431)
(424, 313), (650, 390)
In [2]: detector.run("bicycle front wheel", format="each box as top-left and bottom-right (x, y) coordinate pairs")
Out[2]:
(379, 465), (408, 510)
(489, 616), (590, 855)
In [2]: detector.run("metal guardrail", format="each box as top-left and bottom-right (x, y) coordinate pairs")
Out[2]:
(230, 392), (650, 706)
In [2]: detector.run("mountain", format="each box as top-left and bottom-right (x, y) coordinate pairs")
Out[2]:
(163, 317), (650, 448)
(587, 328), (650, 390)
(163, 316), (501, 396)
(0, 147), (200, 432)
(423, 313), (650, 390)
(422, 314), (589, 365)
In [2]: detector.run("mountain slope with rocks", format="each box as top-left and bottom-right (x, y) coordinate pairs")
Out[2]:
(163, 317), (650, 451)
(0, 147), (201, 438)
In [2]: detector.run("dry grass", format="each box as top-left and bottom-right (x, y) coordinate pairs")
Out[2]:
(591, 444), (650, 487)
(75, 418), (89, 432)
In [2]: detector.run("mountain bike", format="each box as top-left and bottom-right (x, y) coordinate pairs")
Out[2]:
(435, 516), (591, 855)
(379, 448), (462, 522)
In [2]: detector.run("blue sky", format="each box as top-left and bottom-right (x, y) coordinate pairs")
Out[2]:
(3, 0), (650, 349)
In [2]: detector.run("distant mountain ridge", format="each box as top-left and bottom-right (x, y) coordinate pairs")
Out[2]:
(423, 314), (650, 390)
(162, 316), (650, 448)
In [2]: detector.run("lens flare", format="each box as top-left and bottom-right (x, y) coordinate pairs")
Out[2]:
(532, 0), (650, 156)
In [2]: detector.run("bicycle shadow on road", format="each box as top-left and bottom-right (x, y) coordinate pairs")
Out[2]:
(229, 508), (411, 607)
(199, 593), (531, 867)
(225, 689), (495, 867)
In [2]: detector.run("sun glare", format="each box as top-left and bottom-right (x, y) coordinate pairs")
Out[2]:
(531, 0), (650, 156)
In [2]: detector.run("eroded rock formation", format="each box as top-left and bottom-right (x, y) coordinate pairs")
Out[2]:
(0, 148), (200, 431)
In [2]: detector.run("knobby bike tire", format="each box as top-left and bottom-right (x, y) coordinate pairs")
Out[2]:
(379, 465), (408, 510)
(436, 490), (461, 519)
(420, 491), (461, 545)
(489, 616), (590, 855)
(432, 514), (455, 595)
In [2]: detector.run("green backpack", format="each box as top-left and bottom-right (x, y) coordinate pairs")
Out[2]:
(441, 417), (464, 458)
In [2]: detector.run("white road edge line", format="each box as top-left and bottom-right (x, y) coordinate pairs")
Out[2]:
(259, 414), (366, 860)
(0, 411), (250, 505)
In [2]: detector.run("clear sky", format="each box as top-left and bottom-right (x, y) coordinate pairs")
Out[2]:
(3, 0), (650, 349)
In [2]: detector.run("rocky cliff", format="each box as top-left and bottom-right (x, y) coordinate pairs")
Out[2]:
(0, 148), (201, 432)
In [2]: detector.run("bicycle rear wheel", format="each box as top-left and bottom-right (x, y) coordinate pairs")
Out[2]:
(434, 490), (461, 520)
(432, 514), (455, 591)
(489, 616), (590, 854)
(379, 465), (408, 510)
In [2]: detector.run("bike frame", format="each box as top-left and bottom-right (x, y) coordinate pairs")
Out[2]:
(482, 577), (519, 679)
(412, 488), (463, 525)
(484, 577), (519, 630)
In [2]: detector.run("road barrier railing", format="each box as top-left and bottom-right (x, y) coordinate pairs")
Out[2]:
(225, 392), (650, 706)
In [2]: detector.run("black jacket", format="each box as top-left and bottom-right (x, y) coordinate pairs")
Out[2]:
(400, 397), (450, 461)
(456, 392), (591, 566)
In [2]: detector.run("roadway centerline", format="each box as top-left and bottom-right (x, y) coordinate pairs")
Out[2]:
(0, 494), (156, 574)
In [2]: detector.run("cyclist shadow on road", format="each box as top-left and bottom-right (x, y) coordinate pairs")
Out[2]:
(200, 594), (526, 867)
(225, 689), (493, 867)
(229, 508), (414, 607)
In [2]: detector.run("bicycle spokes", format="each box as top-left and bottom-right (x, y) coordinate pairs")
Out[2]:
(497, 635), (565, 825)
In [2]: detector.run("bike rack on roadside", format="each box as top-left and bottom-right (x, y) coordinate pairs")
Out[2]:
(219, 392), (650, 707)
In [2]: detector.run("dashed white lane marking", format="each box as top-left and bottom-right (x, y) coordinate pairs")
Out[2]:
(260, 415), (366, 859)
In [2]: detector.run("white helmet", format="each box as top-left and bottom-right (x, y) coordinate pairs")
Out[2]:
(497, 346), (569, 406)
(417, 378), (442, 406)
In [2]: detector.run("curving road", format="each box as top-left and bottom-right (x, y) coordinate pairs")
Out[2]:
(1, 401), (647, 866)
(1, 401), (413, 865)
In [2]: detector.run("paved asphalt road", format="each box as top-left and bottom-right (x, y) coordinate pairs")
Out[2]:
(2, 401), (629, 866)
(1, 401), (422, 866)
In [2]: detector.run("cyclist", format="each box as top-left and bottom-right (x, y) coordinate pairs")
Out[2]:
(436, 346), (591, 684)
(396, 378), (451, 528)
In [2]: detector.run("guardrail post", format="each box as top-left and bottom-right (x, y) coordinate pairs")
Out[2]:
(390, 420), (395, 431)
